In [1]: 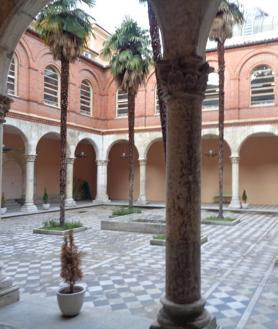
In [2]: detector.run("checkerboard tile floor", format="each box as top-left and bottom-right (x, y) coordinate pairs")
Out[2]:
(0, 206), (277, 328)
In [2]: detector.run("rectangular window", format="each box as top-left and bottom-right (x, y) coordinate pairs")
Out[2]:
(117, 90), (128, 117)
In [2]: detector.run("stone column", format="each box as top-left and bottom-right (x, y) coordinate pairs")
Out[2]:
(151, 57), (218, 329)
(138, 159), (147, 204)
(229, 155), (241, 208)
(95, 160), (109, 203)
(0, 95), (12, 211)
(0, 95), (19, 306)
(65, 157), (76, 207)
(21, 154), (38, 212)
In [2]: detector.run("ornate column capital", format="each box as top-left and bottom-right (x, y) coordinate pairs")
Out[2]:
(24, 154), (37, 162)
(96, 160), (108, 166)
(66, 157), (75, 165)
(157, 56), (212, 99)
(0, 95), (13, 123)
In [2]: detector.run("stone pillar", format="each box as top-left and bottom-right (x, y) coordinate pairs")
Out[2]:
(138, 159), (147, 204)
(0, 95), (19, 305)
(21, 154), (38, 212)
(95, 160), (109, 203)
(229, 155), (241, 208)
(0, 95), (12, 211)
(65, 157), (76, 207)
(151, 57), (218, 329)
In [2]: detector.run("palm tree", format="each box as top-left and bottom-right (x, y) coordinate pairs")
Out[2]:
(35, 0), (94, 225)
(209, 0), (244, 219)
(101, 18), (152, 208)
(139, 0), (167, 157)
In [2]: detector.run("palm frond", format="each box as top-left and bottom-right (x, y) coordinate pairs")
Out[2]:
(35, 0), (94, 61)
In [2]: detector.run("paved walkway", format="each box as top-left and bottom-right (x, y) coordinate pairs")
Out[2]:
(0, 207), (277, 329)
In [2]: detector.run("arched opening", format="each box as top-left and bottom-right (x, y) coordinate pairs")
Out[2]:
(36, 132), (61, 204)
(2, 125), (26, 208)
(239, 133), (278, 205)
(73, 139), (97, 201)
(146, 140), (165, 202)
(107, 141), (139, 201)
(201, 136), (231, 204)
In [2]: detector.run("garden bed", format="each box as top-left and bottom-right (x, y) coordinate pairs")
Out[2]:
(150, 235), (208, 246)
(33, 220), (87, 235)
(202, 216), (240, 226)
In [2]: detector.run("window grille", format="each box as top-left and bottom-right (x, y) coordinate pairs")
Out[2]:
(7, 56), (17, 96)
(80, 80), (92, 115)
(251, 65), (275, 106)
(117, 89), (128, 117)
(44, 66), (60, 107)
(155, 88), (160, 114)
(203, 72), (219, 109)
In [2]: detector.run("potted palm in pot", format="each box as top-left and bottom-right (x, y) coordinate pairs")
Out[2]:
(1, 193), (7, 215)
(57, 230), (85, 317)
(42, 188), (50, 210)
(241, 189), (248, 209)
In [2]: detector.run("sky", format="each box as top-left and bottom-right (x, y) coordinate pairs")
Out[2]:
(88, 0), (278, 33)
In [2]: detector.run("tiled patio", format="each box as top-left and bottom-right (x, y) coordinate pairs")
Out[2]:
(0, 206), (277, 329)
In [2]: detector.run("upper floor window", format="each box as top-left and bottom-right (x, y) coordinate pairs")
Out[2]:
(7, 56), (17, 96)
(44, 66), (60, 107)
(80, 80), (93, 116)
(251, 65), (275, 106)
(155, 87), (160, 115)
(117, 89), (128, 117)
(203, 72), (219, 109)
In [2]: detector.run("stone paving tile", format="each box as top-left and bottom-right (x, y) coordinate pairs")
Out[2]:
(0, 206), (278, 329)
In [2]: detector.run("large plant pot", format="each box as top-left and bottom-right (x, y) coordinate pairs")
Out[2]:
(42, 203), (50, 210)
(1, 207), (7, 215)
(57, 285), (85, 317)
(241, 202), (249, 209)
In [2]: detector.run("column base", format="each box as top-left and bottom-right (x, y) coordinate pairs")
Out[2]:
(65, 198), (76, 207)
(229, 198), (241, 209)
(150, 297), (220, 329)
(137, 196), (147, 205)
(21, 203), (38, 213)
(95, 195), (110, 204)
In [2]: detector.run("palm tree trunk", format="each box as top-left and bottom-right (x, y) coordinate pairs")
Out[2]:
(128, 90), (136, 208)
(59, 54), (69, 225)
(147, 1), (167, 158)
(217, 40), (225, 219)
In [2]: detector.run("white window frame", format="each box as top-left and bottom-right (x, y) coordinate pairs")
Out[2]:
(80, 80), (93, 116)
(116, 89), (128, 118)
(155, 87), (160, 115)
(250, 65), (275, 107)
(7, 55), (17, 97)
(202, 72), (219, 111)
(44, 65), (60, 108)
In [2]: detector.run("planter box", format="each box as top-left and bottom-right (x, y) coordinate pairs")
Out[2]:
(150, 235), (208, 246)
(33, 226), (88, 235)
(101, 219), (165, 234)
(202, 218), (240, 226)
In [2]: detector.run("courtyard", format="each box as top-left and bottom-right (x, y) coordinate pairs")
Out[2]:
(0, 206), (277, 329)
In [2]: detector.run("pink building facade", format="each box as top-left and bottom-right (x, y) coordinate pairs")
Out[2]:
(3, 27), (278, 211)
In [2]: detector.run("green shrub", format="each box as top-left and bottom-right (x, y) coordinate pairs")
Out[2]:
(205, 216), (235, 222)
(42, 220), (83, 231)
(43, 188), (49, 204)
(153, 234), (166, 240)
(112, 207), (142, 217)
(242, 189), (247, 203)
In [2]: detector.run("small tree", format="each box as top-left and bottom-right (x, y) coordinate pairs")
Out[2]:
(242, 189), (247, 203)
(43, 188), (49, 204)
(60, 230), (83, 293)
